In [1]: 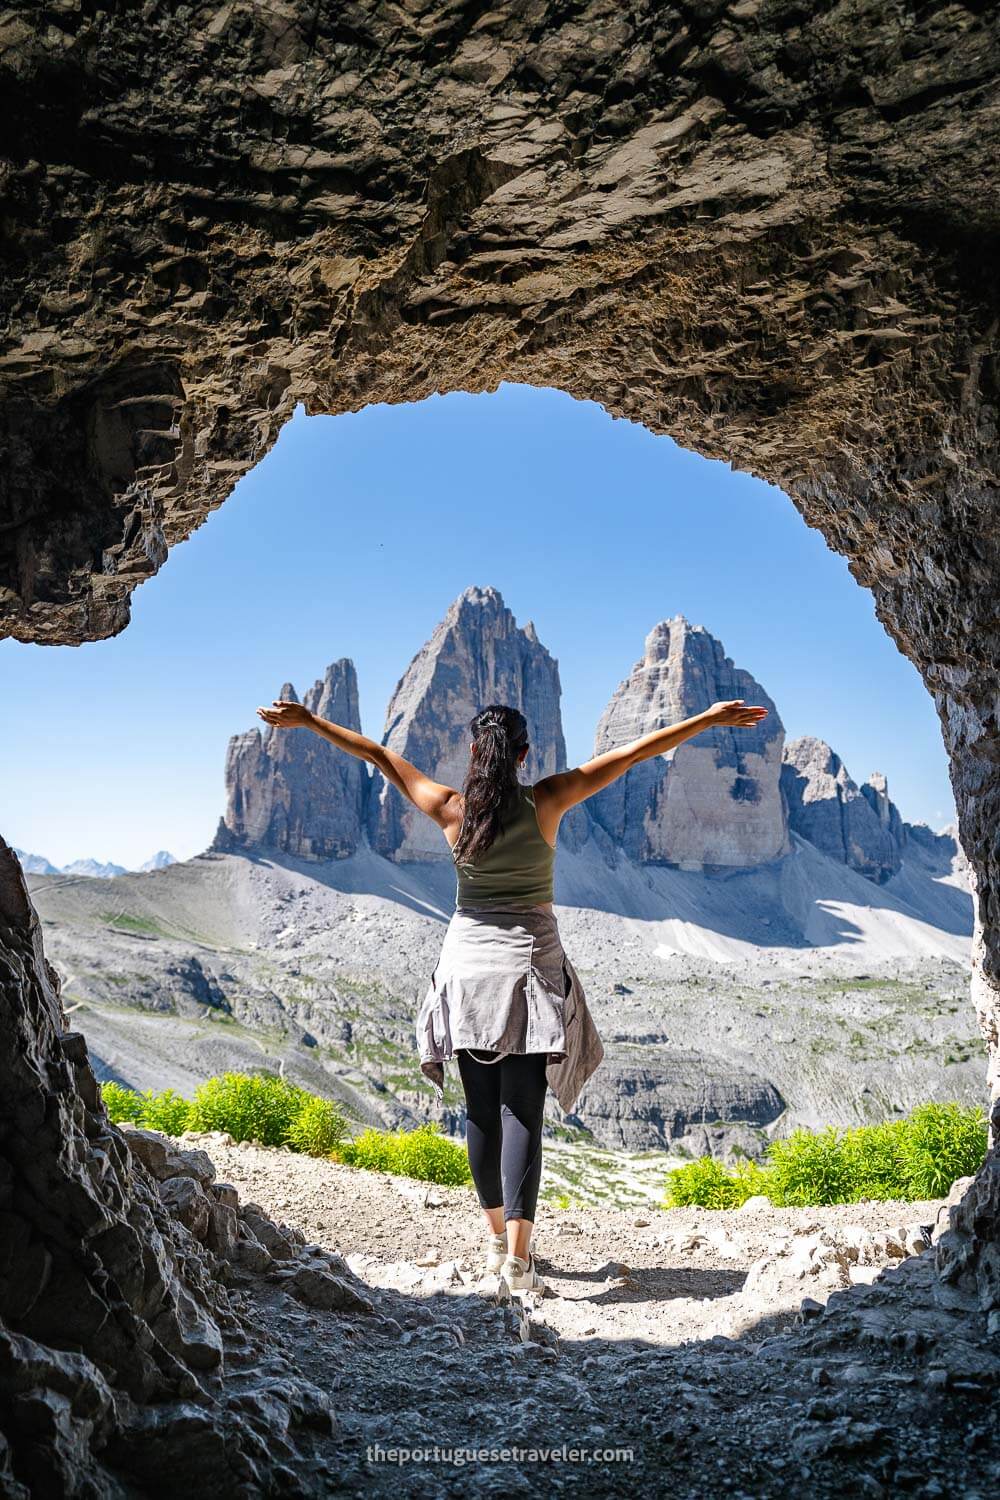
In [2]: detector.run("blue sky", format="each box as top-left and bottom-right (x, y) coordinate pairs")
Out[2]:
(1, 384), (954, 868)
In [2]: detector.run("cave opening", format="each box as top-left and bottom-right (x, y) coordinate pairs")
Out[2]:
(1, 0), (999, 1491)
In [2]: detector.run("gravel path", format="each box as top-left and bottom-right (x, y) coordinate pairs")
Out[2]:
(178, 1134), (999, 1499)
(206, 1136), (942, 1351)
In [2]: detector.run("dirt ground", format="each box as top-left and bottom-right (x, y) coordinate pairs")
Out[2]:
(188, 1134), (998, 1499)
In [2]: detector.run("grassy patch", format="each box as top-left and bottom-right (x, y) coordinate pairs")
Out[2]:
(99, 911), (167, 936)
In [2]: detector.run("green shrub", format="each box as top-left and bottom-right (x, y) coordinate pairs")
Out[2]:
(841, 1119), (908, 1201)
(767, 1126), (857, 1207)
(187, 1071), (312, 1146)
(665, 1156), (767, 1209)
(663, 1103), (987, 1210)
(102, 1081), (144, 1125)
(338, 1123), (471, 1186)
(139, 1087), (192, 1136)
(285, 1094), (348, 1157)
(897, 1102), (988, 1198)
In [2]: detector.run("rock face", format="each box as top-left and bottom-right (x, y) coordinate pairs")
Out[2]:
(782, 737), (903, 884)
(567, 1047), (785, 1155)
(368, 586), (565, 860)
(905, 822), (968, 882)
(589, 617), (789, 869)
(214, 659), (368, 861)
(1, 0), (1000, 1449)
(0, 838), (348, 1494)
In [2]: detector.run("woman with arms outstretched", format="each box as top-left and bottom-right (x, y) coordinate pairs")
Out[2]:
(257, 694), (767, 1293)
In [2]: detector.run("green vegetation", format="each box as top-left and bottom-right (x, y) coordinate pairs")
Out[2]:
(102, 1072), (347, 1158)
(338, 1123), (471, 1185)
(98, 911), (167, 937)
(139, 1087), (193, 1136)
(664, 1156), (768, 1210)
(102, 1082), (194, 1135)
(101, 1073), (467, 1182)
(102, 1081), (145, 1124)
(664, 1103), (987, 1209)
(285, 1094), (349, 1157)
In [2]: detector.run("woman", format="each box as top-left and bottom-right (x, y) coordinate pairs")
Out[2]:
(257, 693), (767, 1293)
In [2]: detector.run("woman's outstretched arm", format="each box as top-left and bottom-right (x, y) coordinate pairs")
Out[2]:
(533, 699), (769, 837)
(256, 700), (462, 831)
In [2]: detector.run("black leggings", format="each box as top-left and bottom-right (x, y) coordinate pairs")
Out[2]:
(456, 1049), (549, 1222)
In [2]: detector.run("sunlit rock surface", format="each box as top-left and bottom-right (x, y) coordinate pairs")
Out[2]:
(214, 658), (368, 860)
(781, 735), (903, 885)
(590, 616), (789, 869)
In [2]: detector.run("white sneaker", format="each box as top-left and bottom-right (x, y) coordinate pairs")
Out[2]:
(500, 1252), (545, 1294)
(485, 1232), (508, 1275)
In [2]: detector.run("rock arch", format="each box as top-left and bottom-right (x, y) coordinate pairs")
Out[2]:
(1, 0), (999, 1487)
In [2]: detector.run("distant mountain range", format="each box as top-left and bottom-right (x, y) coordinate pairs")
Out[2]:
(19, 587), (975, 1153)
(13, 849), (177, 878)
(214, 584), (962, 887)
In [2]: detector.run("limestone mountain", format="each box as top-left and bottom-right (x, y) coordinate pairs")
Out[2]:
(588, 617), (790, 869)
(781, 737), (903, 885)
(213, 658), (368, 861)
(368, 586), (567, 860)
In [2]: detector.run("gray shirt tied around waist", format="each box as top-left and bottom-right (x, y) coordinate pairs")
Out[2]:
(416, 900), (605, 1117)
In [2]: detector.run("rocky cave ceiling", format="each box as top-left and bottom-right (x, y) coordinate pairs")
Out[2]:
(0, 2), (999, 1491)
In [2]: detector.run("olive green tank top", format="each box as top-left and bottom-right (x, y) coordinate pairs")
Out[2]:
(453, 784), (555, 908)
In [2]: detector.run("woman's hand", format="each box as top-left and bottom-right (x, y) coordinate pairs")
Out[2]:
(256, 700), (314, 730)
(705, 699), (768, 727)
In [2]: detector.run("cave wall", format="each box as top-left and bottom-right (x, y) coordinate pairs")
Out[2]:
(1, 0), (999, 1439)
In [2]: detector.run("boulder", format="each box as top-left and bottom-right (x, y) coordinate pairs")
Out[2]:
(288, 1266), (374, 1315)
(158, 1176), (211, 1242)
(120, 1127), (217, 1187)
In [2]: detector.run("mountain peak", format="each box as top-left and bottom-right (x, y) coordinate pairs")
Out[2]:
(592, 616), (787, 868)
(782, 738), (903, 883)
(140, 850), (177, 872)
(451, 584), (506, 618)
(369, 591), (566, 860)
(215, 658), (367, 861)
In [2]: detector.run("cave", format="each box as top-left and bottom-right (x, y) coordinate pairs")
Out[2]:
(1, 2), (999, 1493)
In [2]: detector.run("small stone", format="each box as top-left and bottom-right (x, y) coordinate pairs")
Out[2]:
(925, 1367), (948, 1390)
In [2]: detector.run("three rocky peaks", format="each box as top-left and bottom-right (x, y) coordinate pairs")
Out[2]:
(214, 585), (925, 882)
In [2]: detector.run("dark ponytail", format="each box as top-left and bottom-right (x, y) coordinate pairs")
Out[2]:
(452, 704), (529, 864)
